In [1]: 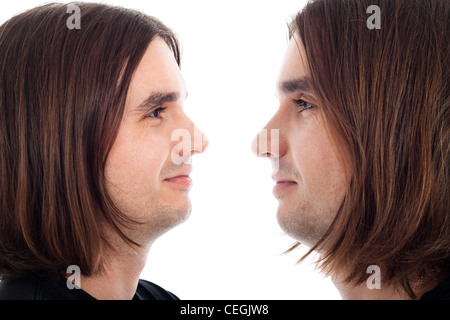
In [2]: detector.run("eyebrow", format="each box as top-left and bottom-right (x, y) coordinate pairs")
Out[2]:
(278, 77), (314, 95)
(135, 91), (180, 113)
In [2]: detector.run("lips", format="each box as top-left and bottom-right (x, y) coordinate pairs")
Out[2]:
(164, 167), (193, 189)
(167, 167), (193, 180)
(272, 174), (296, 184)
(272, 174), (297, 196)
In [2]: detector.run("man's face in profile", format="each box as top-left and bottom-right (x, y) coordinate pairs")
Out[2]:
(104, 37), (207, 240)
(254, 35), (348, 249)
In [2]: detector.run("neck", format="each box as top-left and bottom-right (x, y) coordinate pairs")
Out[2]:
(332, 274), (435, 300)
(79, 227), (153, 300)
(333, 278), (410, 300)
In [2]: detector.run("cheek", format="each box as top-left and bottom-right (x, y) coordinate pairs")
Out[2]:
(105, 133), (170, 189)
(291, 123), (346, 190)
(127, 150), (164, 182)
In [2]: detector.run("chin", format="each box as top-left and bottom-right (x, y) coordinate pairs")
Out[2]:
(277, 208), (299, 238)
(145, 202), (192, 240)
(176, 202), (192, 223)
(276, 203), (313, 244)
(166, 200), (192, 224)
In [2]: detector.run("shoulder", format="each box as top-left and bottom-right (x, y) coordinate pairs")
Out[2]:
(0, 274), (95, 300)
(134, 279), (179, 300)
(0, 275), (40, 299)
(420, 276), (450, 300)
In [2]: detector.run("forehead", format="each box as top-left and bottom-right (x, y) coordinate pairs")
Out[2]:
(127, 37), (186, 103)
(277, 35), (311, 87)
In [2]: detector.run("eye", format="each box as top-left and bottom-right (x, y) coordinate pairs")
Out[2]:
(145, 107), (166, 119)
(293, 98), (316, 113)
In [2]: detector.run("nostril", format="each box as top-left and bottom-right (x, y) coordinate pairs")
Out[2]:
(259, 151), (272, 158)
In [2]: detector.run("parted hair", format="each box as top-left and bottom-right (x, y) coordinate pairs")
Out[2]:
(0, 2), (180, 280)
(290, 0), (449, 298)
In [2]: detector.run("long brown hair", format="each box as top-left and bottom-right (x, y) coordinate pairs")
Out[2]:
(0, 2), (180, 280)
(290, 0), (449, 298)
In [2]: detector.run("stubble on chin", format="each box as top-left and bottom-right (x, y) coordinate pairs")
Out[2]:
(276, 202), (334, 250)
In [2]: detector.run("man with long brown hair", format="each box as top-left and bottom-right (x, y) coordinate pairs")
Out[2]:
(253, 0), (449, 299)
(0, 3), (207, 299)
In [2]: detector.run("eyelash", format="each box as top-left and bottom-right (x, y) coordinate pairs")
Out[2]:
(293, 99), (316, 113)
(145, 107), (167, 119)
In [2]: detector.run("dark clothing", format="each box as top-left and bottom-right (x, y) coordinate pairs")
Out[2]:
(420, 276), (450, 300)
(0, 274), (179, 300)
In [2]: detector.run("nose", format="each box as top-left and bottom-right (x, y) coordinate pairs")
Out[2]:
(251, 128), (279, 158)
(191, 124), (209, 155)
(171, 114), (209, 165)
(251, 113), (284, 159)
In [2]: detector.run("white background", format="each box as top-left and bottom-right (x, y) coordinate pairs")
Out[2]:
(1, 0), (340, 299)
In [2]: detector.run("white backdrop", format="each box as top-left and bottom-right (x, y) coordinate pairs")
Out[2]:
(1, 0), (340, 300)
